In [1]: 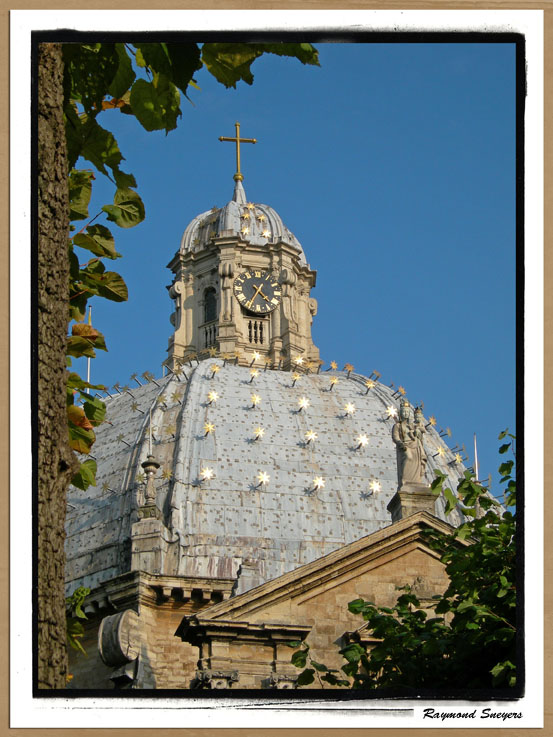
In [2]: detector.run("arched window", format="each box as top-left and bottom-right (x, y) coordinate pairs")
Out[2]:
(204, 287), (217, 323)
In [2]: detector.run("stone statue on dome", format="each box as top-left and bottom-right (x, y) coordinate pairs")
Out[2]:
(392, 399), (428, 487)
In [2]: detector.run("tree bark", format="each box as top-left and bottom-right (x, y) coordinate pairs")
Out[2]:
(37, 42), (79, 689)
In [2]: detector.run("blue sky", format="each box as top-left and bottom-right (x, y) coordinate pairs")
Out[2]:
(74, 41), (517, 493)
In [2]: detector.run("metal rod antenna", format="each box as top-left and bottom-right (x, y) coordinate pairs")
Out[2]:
(149, 407), (153, 456)
(474, 433), (479, 481)
(86, 305), (92, 393)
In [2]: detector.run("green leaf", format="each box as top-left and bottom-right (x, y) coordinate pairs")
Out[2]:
(68, 244), (80, 280)
(421, 639), (440, 655)
(71, 458), (98, 491)
(63, 43), (119, 114)
(444, 487), (458, 515)
(286, 641), (302, 648)
(165, 43), (203, 96)
(67, 335), (96, 358)
(68, 169), (94, 221)
(102, 188), (145, 229)
(339, 643), (365, 664)
(67, 626), (87, 655)
(80, 117), (124, 178)
(499, 460), (514, 476)
(201, 42), (319, 90)
(490, 660), (515, 687)
(113, 169), (137, 190)
(133, 42), (172, 77)
(67, 372), (106, 393)
(68, 423), (96, 454)
(348, 598), (367, 614)
(108, 43), (136, 98)
(262, 42), (320, 66)
(499, 443), (511, 454)
(201, 43), (262, 88)
(296, 668), (315, 686)
(455, 524), (472, 541)
(134, 47), (147, 68)
(73, 224), (120, 259)
(64, 103), (85, 171)
(341, 661), (359, 677)
(67, 618), (85, 647)
(130, 74), (181, 133)
(83, 396), (106, 425)
(367, 646), (387, 662)
(291, 649), (308, 668)
(83, 270), (129, 302)
(66, 586), (90, 617)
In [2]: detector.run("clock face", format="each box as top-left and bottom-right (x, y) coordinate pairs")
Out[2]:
(233, 270), (282, 314)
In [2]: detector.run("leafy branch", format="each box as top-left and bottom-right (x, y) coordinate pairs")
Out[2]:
(66, 585), (90, 657)
(285, 641), (351, 688)
(290, 434), (517, 690)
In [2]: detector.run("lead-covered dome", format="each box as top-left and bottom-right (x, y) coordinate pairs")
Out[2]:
(179, 180), (307, 266)
(65, 360), (466, 596)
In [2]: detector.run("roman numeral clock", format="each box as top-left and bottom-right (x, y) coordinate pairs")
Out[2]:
(233, 270), (283, 314)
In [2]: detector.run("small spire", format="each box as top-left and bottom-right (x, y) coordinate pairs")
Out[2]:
(233, 179), (247, 205)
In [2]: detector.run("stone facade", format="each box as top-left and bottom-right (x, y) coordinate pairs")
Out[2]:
(68, 512), (456, 689)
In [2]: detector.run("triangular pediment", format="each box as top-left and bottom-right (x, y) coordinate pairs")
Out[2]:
(182, 511), (456, 627)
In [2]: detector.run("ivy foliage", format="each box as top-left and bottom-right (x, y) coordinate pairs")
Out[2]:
(63, 42), (319, 489)
(65, 586), (91, 656)
(290, 434), (517, 690)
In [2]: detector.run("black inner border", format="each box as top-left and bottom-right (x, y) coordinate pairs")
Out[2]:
(30, 29), (525, 703)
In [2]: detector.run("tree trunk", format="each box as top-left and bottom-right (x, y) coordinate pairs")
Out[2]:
(37, 42), (79, 689)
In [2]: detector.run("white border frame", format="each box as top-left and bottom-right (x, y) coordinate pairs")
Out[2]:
(10, 9), (543, 729)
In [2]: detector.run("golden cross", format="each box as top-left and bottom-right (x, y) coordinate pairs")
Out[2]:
(219, 122), (257, 182)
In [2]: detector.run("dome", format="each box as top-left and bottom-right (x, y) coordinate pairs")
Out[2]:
(65, 360), (466, 596)
(179, 180), (308, 266)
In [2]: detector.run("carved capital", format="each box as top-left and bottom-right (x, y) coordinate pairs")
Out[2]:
(168, 280), (184, 299)
(195, 669), (239, 689)
(280, 268), (296, 286)
(268, 672), (297, 689)
(137, 503), (162, 521)
(219, 261), (234, 279)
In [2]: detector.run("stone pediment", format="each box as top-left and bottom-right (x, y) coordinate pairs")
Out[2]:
(177, 511), (456, 630)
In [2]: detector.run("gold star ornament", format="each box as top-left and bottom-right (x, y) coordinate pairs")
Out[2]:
(257, 471), (270, 486)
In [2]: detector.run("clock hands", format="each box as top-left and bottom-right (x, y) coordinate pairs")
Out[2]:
(247, 282), (270, 308)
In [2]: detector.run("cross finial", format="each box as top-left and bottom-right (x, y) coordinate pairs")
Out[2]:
(219, 122), (257, 182)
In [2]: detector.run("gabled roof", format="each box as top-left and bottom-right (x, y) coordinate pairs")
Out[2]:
(179, 511), (456, 627)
